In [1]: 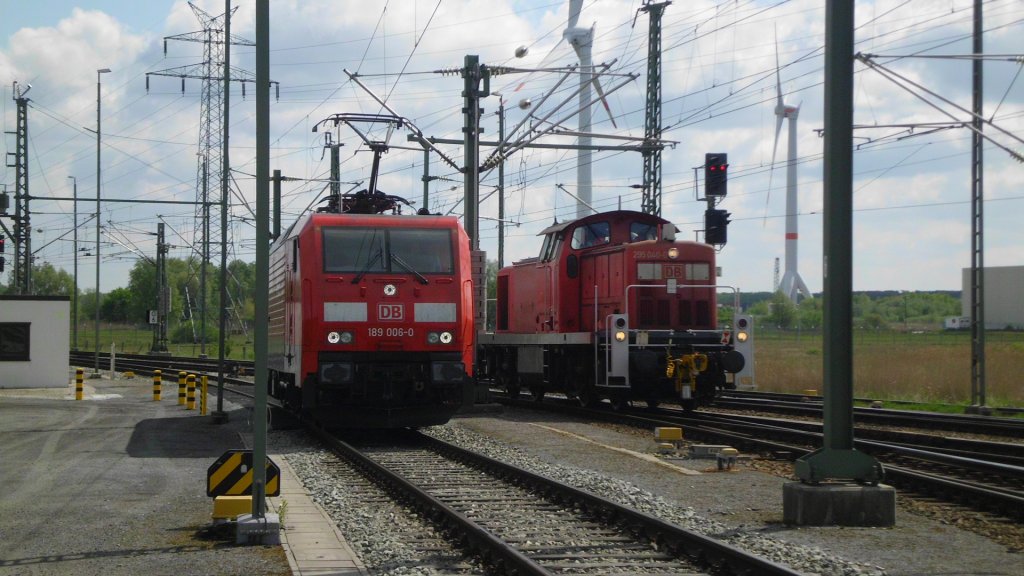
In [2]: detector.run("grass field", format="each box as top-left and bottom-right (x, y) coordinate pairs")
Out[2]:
(76, 322), (1023, 408)
(751, 328), (1024, 407)
(73, 323), (256, 360)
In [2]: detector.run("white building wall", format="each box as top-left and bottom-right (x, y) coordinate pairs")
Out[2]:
(961, 266), (1024, 330)
(0, 296), (71, 388)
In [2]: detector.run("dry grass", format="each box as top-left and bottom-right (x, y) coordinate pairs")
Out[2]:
(752, 330), (1024, 406)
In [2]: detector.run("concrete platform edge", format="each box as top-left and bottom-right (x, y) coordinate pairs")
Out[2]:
(268, 454), (370, 576)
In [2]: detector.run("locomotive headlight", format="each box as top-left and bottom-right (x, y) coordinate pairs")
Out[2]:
(667, 247), (679, 259)
(427, 331), (454, 344)
(614, 330), (627, 342)
(328, 331), (353, 344)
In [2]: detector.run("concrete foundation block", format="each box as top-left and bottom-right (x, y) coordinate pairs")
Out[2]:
(236, 512), (281, 544)
(783, 481), (896, 527)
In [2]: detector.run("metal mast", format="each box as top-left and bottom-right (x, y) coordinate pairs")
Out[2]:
(968, 0), (986, 411)
(147, 2), (256, 357)
(8, 82), (30, 293)
(639, 1), (669, 217)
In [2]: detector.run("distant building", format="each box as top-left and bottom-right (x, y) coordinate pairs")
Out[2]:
(961, 266), (1024, 330)
(944, 316), (971, 330)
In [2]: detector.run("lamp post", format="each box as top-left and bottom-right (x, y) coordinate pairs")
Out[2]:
(93, 67), (111, 378)
(68, 175), (78, 351)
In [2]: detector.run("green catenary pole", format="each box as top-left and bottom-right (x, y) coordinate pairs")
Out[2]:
(794, 0), (880, 484)
(252, 0), (269, 518)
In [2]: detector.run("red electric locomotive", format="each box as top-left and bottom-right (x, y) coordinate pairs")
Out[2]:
(267, 191), (475, 428)
(479, 209), (744, 409)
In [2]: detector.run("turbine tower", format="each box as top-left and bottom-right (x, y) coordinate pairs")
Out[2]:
(770, 47), (811, 303)
(563, 0), (594, 219)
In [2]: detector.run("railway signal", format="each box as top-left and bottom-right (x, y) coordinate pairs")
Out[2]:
(705, 153), (728, 197)
(705, 208), (731, 246)
(732, 315), (755, 389)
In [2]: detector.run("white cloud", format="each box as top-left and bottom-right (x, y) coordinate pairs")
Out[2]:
(1, 0), (1021, 295)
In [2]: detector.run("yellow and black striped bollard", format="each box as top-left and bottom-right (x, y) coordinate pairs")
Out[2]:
(152, 370), (162, 401)
(75, 368), (84, 401)
(178, 371), (187, 406)
(200, 375), (208, 416)
(186, 373), (196, 410)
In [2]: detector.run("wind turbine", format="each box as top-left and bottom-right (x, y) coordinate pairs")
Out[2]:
(769, 41), (811, 303)
(563, 0), (615, 220)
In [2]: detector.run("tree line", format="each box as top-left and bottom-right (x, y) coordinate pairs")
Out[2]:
(723, 290), (962, 330)
(6, 258), (961, 336)
(2, 258), (256, 343)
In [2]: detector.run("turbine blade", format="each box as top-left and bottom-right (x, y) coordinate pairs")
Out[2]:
(568, 0), (582, 29)
(592, 75), (617, 128)
(772, 115), (783, 166)
(764, 113), (784, 227)
(774, 32), (784, 109)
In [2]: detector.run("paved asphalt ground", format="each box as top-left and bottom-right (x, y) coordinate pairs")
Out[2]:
(0, 372), (291, 576)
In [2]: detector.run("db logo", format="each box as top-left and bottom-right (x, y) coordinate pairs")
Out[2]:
(378, 304), (404, 321)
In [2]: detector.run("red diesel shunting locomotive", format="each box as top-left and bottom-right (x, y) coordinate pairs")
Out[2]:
(479, 209), (744, 409)
(267, 194), (475, 428)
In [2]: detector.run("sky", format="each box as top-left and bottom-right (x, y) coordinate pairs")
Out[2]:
(1, 0), (1021, 298)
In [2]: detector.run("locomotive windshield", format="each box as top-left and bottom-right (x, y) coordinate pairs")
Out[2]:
(322, 227), (453, 274)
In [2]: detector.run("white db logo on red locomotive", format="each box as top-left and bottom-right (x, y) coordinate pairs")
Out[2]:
(378, 303), (404, 321)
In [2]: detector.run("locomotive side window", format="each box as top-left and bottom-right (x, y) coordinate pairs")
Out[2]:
(389, 229), (453, 274)
(538, 234), (554, 261)
(570, 221), (610, 249)
(539, 233), (562, 262)
(323, 227), (385, 273)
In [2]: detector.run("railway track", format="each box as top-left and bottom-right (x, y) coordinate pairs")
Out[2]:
(717, 391), (1024, 437)
(495, 393), (1024, 522)
(66, 353), (1024, 523)
(308, 425), (801, 576)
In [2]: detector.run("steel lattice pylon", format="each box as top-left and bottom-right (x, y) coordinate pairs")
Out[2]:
(640, 1), (669, 217)
(147, 2), (255, 353)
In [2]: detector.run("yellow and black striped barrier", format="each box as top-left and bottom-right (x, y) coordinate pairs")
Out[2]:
(153, 370), (162, 401)
(207, 450), (281, 497)
(75, 368), (84, 401)
(178, 371), (186, 406)
(200, 375), (208, 416)
(186, 373), (196, 410)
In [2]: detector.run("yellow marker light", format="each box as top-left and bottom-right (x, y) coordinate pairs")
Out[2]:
(615, 330), (627, 342)
(736, 331), (748, 343)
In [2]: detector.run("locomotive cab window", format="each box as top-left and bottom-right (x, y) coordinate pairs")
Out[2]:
(389, 229), (454, 274)
(322, 227), (453, 274)
(629, 222), (657, 242)
(323, 228), (385, 273)
(570, 221), (610, 249)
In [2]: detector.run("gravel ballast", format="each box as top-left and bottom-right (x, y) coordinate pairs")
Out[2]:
(272, 406), (1017, 576)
